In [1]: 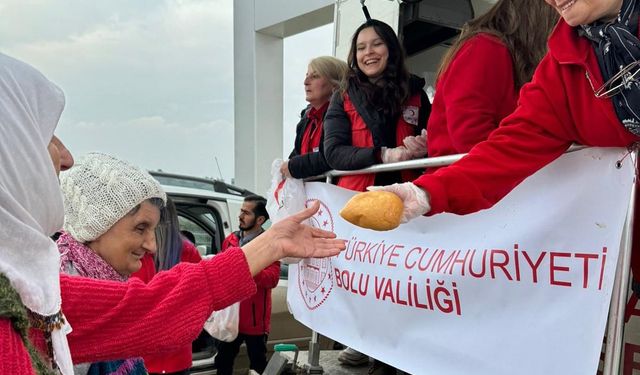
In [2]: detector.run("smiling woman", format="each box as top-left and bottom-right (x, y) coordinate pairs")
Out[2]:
(57, 152), (166, 374)
(323, 19), (432, 193)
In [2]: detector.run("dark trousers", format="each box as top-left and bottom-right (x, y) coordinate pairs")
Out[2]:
(215, 333), (268, 375)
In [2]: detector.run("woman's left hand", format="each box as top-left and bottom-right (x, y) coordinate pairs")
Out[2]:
(242, 201), (345, 275)
(269, 201), (345, 259)
(280, 161), (292, 178)
(403, 129), (427, 158)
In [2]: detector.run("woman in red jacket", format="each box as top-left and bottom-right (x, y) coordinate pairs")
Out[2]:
(0, 52), (345, 375)
(427, 0), (558, 166)
(371, 0), (640, 274)
(323, 19), (432, 192)
(281, 56), (349, 179)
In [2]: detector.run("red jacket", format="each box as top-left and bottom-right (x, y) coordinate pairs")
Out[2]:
(427, 34), (518, 163)
(413, 19), (640, 276)
(136, 240), (203, 374)
(221, 231), (280, 335)
(324, 75), (430, 192)
(0, 248), (255, 375)
(414, 19), (636, 214)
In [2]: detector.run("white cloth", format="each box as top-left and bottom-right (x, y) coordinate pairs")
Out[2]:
(0, 53), (73, 374)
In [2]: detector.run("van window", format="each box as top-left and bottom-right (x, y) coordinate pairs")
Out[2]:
(178, 216), (214, 256)
(174, 202), (222, 255)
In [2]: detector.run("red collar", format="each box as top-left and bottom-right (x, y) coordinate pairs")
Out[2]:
(307, 102), (329, 122)
(548, 19), (592, 65)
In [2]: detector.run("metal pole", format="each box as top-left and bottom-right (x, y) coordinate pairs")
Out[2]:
(603, 150), (637, 375)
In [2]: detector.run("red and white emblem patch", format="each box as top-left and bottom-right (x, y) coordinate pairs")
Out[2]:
(297, 199), (334, 310)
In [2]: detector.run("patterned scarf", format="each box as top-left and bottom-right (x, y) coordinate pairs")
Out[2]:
(581, 0), (640, 135)
(57, 232), (147, 375)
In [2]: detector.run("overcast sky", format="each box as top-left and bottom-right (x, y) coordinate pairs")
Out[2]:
(0, 0), (332, 182)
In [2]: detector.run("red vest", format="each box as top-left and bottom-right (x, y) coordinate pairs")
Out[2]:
(337, 92), (425, 192)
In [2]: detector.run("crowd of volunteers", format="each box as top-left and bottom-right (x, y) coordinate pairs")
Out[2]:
(2, 0), (639, 373)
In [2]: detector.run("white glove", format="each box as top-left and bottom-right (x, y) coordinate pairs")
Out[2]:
(381, 146), (413, 163)
(367, 182), (430, 222)
(403, 129), (427, 158)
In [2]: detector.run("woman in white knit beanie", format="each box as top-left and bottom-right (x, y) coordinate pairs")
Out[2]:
(0, 52), (345, 375)
(56, 153), (166, 374)
(59, 152), (166, 277)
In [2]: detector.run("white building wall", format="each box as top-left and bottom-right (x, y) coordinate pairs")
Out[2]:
(233, 0), (333, 194)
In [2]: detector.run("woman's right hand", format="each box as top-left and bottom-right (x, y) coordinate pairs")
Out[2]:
(367, 182), (431, 222)
(241, 201), (345, 275)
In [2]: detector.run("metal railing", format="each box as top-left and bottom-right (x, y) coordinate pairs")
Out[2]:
(300, 144), (632, 375)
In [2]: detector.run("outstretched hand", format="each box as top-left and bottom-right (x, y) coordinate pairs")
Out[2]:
(269, 200), (345, 259)
(242, 201), (345, 275)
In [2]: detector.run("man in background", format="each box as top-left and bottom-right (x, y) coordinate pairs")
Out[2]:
(215, 195), (280, 375)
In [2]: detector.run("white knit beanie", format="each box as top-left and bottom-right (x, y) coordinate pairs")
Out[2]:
(59, 152), (167, 243)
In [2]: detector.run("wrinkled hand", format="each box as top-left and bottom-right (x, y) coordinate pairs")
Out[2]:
(367, 182), (430, 222)
(381, 146), (413, 163)
(268, 201), (345, 259)
(403, 129), (427, 158)
(280, 160), (292, 178)
(242, 202), (345, 275)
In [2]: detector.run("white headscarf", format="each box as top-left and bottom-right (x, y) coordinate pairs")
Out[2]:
(0, 53), (73, 374)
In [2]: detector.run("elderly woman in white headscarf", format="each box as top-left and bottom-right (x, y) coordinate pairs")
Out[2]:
(0, 52), (345, 375)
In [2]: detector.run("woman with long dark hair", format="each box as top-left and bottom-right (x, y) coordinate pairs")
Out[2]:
(323, 19), (431, 192)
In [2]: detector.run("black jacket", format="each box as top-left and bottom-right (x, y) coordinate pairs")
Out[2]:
(287, 106), (332, 179)
(323, 74), (431, 172)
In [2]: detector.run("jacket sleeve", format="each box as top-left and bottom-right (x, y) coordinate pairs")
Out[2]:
(440, 35), (517, 153)
(288, 150), (332, 179)
(63, 247), (256, 363)
(413, 54), (573, 215)
(252, 260), (281, 289)
(323, 91), (379, 170)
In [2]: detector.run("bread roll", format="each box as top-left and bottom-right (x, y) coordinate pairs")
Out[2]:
(340, 191), (403, 231)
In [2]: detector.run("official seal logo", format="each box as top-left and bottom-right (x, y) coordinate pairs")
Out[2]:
(298, 198), (334, 310)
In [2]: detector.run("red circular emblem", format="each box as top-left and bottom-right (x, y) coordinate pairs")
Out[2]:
(297, 199), (334, 310)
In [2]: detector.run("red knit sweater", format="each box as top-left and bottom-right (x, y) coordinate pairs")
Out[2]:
(0, 248), (255, 375)
(140, 241), (203, 373)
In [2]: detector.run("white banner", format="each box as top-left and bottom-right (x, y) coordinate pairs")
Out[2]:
(288, 148), (635, 375)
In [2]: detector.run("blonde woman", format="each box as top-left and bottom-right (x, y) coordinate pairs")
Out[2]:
(281, 56), (349, 179)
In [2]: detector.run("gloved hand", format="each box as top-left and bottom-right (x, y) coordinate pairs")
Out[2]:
(380, 146), (413, 163)
(280, 160), (292, 178)
(403, 129), (427, 158)
(367, 182), (430, 222)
